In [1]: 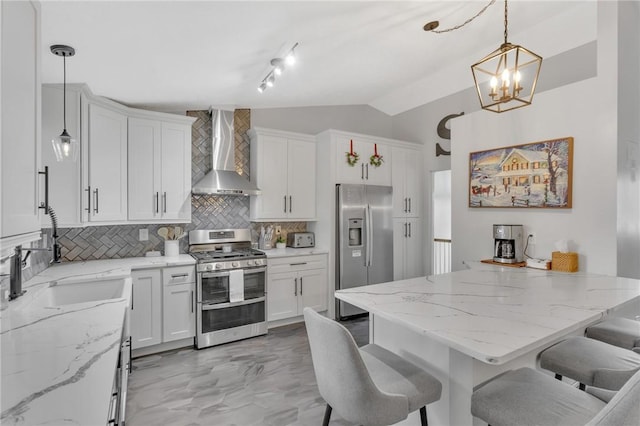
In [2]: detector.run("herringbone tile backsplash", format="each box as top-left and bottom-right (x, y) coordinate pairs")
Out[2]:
(55, 109), (282, 261)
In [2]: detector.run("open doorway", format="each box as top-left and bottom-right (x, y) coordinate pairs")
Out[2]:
(432, 170), (451, 274)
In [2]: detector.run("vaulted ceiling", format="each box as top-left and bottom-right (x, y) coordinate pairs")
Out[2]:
(40, 1), (597, 115)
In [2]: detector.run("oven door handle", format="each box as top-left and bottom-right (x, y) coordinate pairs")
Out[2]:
(244, 266), (267, 275)
(201, 271), (230, 279)
(201, 296), (266, 310)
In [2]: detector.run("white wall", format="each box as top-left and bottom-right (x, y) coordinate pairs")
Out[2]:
(451, 76), (617, 275)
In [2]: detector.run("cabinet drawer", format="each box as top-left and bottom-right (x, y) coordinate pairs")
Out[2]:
(163, 265), (195, 285)
(268, 254), (327, 274)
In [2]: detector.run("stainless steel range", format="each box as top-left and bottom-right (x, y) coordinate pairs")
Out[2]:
(189, 229), (267, 349)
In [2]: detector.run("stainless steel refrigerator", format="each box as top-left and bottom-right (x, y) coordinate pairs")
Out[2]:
(336, 184), (393, 320)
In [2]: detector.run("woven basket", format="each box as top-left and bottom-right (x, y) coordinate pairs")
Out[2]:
(551, 251), (579, 272)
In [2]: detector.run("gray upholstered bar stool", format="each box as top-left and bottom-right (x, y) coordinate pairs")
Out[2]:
(586, 317), (640, 353)
(539, 336), (640, 391)
(303, 308), (442, 426)
(471, 367), (640, 426)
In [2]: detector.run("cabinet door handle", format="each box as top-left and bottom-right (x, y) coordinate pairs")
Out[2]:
(171, 273), (188, 278)
(163, 192), (167, 213)
(366, 164), (369, 180)
(191, 290), (194, 313)
(155, 192), (159, 214)
(408, 198), (411, 213)
(361, 163), (364, 180)
(404, 222), (407, 238)
(93, 188), (99, 214)
(284, 195), (287, 213)
(290, 262), (307, 266)
(131, 289), (134, 310)
(294, 277), (298, 296)
(38, 166), (49, 214)
(408, 222), (412, 238)
(289, 196), (292, 213)
(85, 186), (91, 213)
(300, 277), (303, 295)
(404, 198), (407, 213)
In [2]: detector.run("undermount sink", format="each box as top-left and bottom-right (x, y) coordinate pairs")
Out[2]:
(31, 278), (126, 308)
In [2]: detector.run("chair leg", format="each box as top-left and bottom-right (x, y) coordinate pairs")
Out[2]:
(579, 383), (586, 391)
(322, 404), (332, 426)
(419, 406), (428, 426)
(555, 374), (563, 381)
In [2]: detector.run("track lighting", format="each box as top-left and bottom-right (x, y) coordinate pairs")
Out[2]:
(257, 43), (298, 93)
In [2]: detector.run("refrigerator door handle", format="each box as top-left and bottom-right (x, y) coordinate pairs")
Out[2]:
(366, 204), (373, 267)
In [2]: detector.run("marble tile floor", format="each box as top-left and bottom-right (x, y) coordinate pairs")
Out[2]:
(127, 317), (369, 425)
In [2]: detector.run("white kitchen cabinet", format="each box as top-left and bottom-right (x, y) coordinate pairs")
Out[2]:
(267, 254), (328, 322)
(86, 103), (128, 222)
(1, 0), (42, 242)
(392, 146), (422, 218)
(128, 118), (191, 221)
(393, 217), (423, 280)
(130, 268), (162, 349)
(334, 135), (391, 186)
(162, 266), (195, 342)
(249, 128), (316, 221)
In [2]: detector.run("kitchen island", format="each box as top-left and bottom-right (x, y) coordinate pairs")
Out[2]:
(335, 263), (640, 426)
(0, 255), (195, 425)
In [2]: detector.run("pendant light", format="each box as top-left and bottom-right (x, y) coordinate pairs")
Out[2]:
(50, 44), (78, 162)
(471, 0), (542, 113)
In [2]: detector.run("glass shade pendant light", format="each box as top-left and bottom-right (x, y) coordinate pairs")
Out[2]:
(471, 0), (542, 113)
(50, 44), (78, 161)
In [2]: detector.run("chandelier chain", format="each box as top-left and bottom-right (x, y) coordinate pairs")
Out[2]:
(503, 0), (509, 44)
(431, 0), (496, 34)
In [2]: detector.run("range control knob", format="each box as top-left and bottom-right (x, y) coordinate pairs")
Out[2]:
(206, 264), (214, 271)
(246, 260), (255, 266)
(254, 259), (263, 266)
(231, 261), (240, 268)
(214, 263), (223, 270)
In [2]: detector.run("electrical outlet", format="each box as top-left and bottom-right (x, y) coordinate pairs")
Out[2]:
(528, 233), (536, 245)
(275, 226), (282, 235)
(139, 229), (149, 241)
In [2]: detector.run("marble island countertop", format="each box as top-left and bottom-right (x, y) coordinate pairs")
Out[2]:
(336, 265), (640, 365)
(0, 255), (195, 425)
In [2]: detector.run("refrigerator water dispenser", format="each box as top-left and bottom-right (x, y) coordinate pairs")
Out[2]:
(348, 219), (363, 246)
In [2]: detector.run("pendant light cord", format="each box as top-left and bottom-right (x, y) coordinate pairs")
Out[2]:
(429, 0), (496, 34)
(63, 54), (67, 131)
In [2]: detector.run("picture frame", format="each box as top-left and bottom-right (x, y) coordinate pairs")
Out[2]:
(469, 137), (573, 208)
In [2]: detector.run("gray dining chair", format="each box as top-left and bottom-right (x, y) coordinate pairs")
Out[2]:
(539, 336), (640, 391)
(585, 317), (640, 353)
(471, 367), (640, 426)
(303, 308), (442, 426)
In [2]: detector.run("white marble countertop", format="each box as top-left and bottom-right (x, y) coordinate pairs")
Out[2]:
(335, 265), (640, 365)
(0, 255), (195, 425)
(260, 247), (328, 258)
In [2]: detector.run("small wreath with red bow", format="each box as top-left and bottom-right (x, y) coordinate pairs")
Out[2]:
(369, 143), (383, 167)
(345, 139), (359, 166)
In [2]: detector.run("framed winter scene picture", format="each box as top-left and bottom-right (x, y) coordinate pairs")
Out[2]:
(469, 137), (573, 208)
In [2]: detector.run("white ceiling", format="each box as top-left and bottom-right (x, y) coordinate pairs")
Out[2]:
(40, 1), (597, 115)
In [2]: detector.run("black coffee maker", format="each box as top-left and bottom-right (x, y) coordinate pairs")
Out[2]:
(493, 225), (524, 264)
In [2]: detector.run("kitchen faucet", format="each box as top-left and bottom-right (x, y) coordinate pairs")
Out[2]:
(7, 206), (61, 300)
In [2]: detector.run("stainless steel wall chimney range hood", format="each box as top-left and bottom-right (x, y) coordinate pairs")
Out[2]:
(192, 109), (261, 196)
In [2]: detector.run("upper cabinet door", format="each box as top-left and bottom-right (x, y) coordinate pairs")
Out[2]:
(87, 104), (128, 222)
(252, 134), (289, 219)
(392, 147), (422, 218)
(335, 136), (366, 184)
(287, 138), (316, 220)
(128, 117), (161, 220)
(160, 122), (191, 220)
(1, 0), (41, 239)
